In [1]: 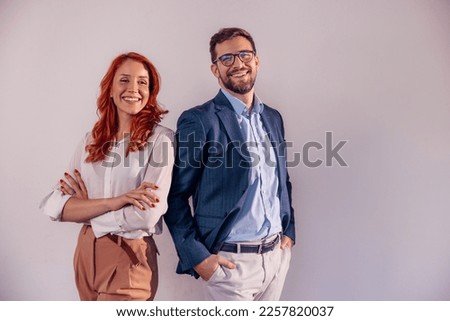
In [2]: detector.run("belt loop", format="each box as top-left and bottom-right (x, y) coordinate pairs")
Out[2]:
(105, 234), (140, 267)
(257, 244), (262, 254)
(236, 243), (241, 254)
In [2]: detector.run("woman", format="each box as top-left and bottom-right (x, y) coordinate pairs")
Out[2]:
(40, 52), (174, 300)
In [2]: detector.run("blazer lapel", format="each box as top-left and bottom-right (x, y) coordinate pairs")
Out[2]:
(260, 107), (284, 183)
(214, 92), (251, 160)
(260, 108), (280, 146)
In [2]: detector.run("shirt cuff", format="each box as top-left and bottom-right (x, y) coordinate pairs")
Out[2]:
(89, 211), (122, 238)
(39, 190), (72, 221)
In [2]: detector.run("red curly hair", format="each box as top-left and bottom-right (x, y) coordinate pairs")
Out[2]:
(85, 52), (167, 163)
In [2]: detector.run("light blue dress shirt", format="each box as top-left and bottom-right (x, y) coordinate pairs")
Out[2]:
(221, 89), (282, 242)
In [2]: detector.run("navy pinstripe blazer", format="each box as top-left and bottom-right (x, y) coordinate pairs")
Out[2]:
(164, 90), (295, 277)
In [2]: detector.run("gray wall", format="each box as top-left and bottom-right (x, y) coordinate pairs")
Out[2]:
(0, 0), (449, 300)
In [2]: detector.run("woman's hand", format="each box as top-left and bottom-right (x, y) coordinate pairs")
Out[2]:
(110, 182), (159, 211)
(60, 169), (88, 199)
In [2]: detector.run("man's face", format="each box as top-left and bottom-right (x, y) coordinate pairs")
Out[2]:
(211, 36), (259, 95)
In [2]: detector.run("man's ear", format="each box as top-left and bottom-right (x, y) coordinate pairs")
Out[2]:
(211, 63), (220, 78)
(254, 54), (260, 70)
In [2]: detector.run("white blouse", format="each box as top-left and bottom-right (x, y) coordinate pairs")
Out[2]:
(40, 125), (175, 239)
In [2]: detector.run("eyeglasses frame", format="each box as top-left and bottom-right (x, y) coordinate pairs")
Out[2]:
(213, 50), (256, 66)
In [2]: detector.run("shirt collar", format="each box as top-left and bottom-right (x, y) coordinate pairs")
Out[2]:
(220, 88), (264, 116)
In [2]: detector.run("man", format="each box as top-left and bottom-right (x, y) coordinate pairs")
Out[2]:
(164, 27), (295, 300)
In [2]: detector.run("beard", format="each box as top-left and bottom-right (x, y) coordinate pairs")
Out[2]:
(220, 68), (257, 95)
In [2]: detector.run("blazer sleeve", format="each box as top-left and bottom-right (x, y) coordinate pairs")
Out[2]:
(277, 110), (296, 243)
(283, 169), (296, 242)
(164, 110), (211, 276)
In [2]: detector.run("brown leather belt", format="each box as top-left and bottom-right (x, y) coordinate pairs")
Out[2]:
(106, 234), (141, 266)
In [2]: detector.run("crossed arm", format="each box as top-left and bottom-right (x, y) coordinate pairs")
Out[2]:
(59, 169), (159, 223)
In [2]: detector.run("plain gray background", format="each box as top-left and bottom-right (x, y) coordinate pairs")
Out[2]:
(0, 0), (449, 300)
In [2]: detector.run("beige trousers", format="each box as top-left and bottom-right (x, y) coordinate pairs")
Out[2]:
(73, 225), (158, 301)
(203, 243), (291, 300)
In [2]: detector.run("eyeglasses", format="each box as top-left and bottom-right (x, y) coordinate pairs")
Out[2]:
(213, 50), (256, 67)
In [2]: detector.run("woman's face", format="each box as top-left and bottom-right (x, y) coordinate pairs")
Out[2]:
(111, 59), (150, 121)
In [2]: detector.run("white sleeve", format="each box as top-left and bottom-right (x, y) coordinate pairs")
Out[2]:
(90, 129), (175, 235)
(39, 135), (87, 221)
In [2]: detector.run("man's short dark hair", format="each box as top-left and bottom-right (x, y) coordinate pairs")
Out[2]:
(209, 27), (257, 63)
